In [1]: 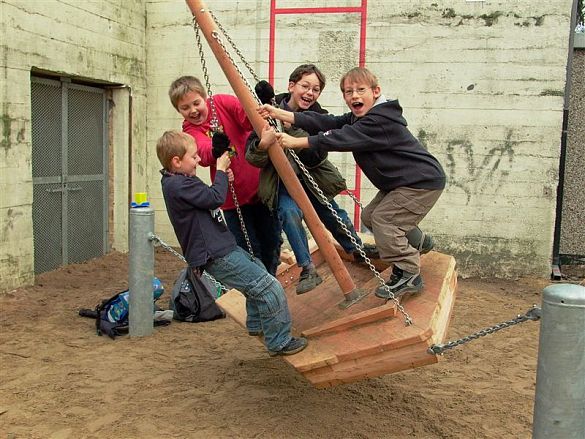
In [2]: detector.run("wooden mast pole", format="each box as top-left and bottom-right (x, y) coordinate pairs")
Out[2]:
(184, 0), (359, 299)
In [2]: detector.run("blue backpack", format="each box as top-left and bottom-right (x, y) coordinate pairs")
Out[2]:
(80, 277), (166, 339)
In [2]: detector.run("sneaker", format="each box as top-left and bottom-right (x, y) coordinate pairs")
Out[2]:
(375, 266), (423, 300)
(419, 233), (434, 255)
(407, 228), (435, 255)
(248, 330), (263, 337)
(268, 336), (308, 357)
(353, 243), (380, 262)
(296, 267), (322, 294)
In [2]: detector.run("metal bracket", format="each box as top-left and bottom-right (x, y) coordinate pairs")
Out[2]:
(338, 288), (369, 309)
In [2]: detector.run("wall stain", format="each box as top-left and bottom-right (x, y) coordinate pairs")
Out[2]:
(2, 208), (23, 242)
(445, 129), (516, 204)
(1, 111), (12, 152)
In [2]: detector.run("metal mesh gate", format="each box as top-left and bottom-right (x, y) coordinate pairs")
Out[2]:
(31, 77), (108, 274)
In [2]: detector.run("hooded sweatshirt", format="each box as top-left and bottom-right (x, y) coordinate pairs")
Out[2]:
(294, 99), (446, 192)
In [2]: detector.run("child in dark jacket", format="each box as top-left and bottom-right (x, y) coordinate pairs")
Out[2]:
(257, 67), (446, 299)
(247, 64), (377, 295)
(168, 76), (282, 276)
(156, 130), (307, 356)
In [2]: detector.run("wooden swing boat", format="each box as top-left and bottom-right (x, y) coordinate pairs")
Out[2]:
(185, 0), (457, 388)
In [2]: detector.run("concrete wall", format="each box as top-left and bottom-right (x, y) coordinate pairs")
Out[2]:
(0, 0), (147, 292)
(0, 0), (576, 291)
(145, 0), (573, 278)
(560, 36), (585, 258)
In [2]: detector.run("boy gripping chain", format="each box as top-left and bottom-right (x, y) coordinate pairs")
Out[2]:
(156, 130), (307, 356)
(247, 64), (378, 295)
(168, 76), (282, 276)
(257, 67), (446, 299)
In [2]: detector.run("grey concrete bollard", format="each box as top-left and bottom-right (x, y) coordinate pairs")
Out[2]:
(532, 283), (585, 439)
(128, 205), (155, 337)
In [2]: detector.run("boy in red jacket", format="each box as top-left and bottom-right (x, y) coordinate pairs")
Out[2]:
(169, 76), (282, 277)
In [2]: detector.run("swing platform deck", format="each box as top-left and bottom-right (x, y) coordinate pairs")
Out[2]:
(216, 235), (457, 388)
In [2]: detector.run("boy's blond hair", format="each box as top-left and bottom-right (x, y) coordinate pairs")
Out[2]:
(339, 67), (379, 91)
(168, 76), (206, 109)
(156, 130), (194, 171)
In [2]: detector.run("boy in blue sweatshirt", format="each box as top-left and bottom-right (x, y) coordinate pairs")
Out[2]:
(257, 67), (446, 300)
(156, 130), (307, 356)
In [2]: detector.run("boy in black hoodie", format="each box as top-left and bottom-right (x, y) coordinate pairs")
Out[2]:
(257, 67), (446, 300)
(157, 130), (307, 356)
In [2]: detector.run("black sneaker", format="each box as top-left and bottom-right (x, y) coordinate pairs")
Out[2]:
(296, 267), (322, 294)
(419, 233), (434, 255)
(353, 243), (380, 262)
(268, 336), (308, 357)
(375, 266), (423, 300)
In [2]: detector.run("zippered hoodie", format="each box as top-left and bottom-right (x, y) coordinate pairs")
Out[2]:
(160, 170), (236, 268)
(294, 99), (446, 192)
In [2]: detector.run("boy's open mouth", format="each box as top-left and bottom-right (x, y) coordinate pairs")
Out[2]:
(351, 102), (364, 110)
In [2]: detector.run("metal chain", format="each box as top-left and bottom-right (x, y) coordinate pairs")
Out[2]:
(191, 18), (254, 258)
(193, 20), (219, 131)
(287, 149), (414, 325)
(150, 234), (227, 295)
(428, 306), (542, 355)
(228, 183), (255, 258)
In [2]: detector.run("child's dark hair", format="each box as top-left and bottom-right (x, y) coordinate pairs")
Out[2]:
(168, 76), (206, 109)
(156, 130), (194, 170)
(339, 67), (379, 91)
(288, 64), (326, 90)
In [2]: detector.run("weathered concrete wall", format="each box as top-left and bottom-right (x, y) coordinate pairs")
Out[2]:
(0, 0), (575, 291)
(0, 0), (147, 292)
(560, 41), (585, 257)
(146, 0), (573, 278)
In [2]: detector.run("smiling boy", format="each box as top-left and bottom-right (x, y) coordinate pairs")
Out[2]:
(168, 76), (282, 277)
(257, 67), (446, 300)
(157, 130), (307, 356)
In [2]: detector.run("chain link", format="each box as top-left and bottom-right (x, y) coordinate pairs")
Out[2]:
(193, 20), (219, 131)
(192, 17), (255, 258)
(150, 234), (227, 294)
(428, 306), (542, 355)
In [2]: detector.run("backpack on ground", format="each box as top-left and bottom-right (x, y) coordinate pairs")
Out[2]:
(169, 268), (225, 322)
(79, 277), (168, 339)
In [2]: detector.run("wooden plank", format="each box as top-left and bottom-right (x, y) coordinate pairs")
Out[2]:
(301, 303), (397, 337)
(214, 242), (457, 388)
(304, 340), (438, 388)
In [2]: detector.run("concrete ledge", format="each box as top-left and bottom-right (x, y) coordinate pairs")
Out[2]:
(575, 32), (585, 49)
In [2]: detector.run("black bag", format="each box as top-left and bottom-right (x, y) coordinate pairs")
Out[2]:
(169, 268), (225, 322)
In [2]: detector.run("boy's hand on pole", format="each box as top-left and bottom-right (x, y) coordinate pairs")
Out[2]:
(257, 104), (277, 120)
(258, 124), (277, 150)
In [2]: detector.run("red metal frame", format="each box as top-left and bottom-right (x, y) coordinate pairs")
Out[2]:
(268, 0), (368, 229)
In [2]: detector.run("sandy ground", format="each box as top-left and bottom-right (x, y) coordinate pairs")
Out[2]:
(0, 249), (583, 439)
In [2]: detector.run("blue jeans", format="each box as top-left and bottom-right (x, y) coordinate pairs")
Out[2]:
(224, 203), (282, 276)
(277, 183), (362, 267)
(204, 247), (292, 352)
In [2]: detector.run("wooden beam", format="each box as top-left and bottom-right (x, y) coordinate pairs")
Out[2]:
(184, 0), (357, 299)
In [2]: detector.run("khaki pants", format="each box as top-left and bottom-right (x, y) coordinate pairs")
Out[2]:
(361, 187), (443, 274)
